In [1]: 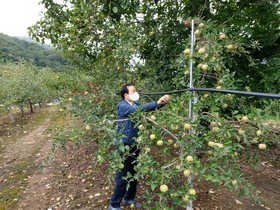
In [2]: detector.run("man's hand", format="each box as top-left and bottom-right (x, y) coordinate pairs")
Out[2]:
(157, 95), (171, 105)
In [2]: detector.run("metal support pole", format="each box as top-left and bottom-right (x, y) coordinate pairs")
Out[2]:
(187, 19), (196, 210)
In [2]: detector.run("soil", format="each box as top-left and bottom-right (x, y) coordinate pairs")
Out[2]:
(0, 105), (279, 210)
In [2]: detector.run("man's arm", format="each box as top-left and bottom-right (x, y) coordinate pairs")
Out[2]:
(118, 95), (170, 117)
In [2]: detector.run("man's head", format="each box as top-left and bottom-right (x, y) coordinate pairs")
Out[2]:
(120, 84), (139, 103)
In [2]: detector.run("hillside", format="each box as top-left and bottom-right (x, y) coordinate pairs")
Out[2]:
(15, 36), (54, 49)
(0, 33), (75, 72)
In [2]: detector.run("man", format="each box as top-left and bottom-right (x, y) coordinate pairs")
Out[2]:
(109, 84), (170, 210)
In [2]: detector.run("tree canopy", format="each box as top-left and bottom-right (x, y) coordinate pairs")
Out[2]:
(29, 0), (280, 93)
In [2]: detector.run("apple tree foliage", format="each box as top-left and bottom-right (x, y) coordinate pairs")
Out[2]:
(30, 0), (280, 209)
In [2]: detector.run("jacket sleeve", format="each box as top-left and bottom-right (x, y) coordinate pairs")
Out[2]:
(118, 101), (165, 118)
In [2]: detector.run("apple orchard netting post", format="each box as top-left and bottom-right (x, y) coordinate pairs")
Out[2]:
(187, 19), (196, 210)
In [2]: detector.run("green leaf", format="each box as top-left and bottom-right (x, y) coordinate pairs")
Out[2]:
(113, 6), (118, 13)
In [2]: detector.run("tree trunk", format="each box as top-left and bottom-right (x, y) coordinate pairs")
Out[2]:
(29, 101), (33, 113)
(21, 108), (24, 117)
(9, 107), (15, 124)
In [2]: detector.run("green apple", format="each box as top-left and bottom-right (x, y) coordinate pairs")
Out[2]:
(157, 140), (163, 146)
(198, 48), (206, 54)
(259, 143), (266, 150)
(160, 184), (168, 193)
(168, 139), (173, 144)
(207, 150), (213, 155)
(150, 134), (156, 140)
(186, 155), (193, 162)
(202, 64), (208, 71)
(220, 34), (226, 39)
(184, 49), (191, 55)
(151, 115), (156, 121)
(184, 123), (192, 130)
(212, 127), (219, 133)
(183, 169), (191, 177)
(86, 125), (91, 131)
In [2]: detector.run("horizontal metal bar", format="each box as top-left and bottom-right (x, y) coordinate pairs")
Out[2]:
(139, 88), (280, 99)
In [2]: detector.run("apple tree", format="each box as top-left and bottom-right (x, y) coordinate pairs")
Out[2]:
(30, 0), (280, 209)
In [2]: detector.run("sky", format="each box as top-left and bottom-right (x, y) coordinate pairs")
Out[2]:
(0, 0), (45, 37)
(0, 0), (61, 37)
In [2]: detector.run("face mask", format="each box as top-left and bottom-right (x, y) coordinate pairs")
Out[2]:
(128, 92), (139, 101)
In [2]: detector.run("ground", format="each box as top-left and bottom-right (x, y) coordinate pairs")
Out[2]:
(0, 105), (279, 210)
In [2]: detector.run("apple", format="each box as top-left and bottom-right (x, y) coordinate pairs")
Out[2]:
(96, 12), (100, 16)
(201, 97), (207, 102)
(125, 59), (129, 63)
(135, 68), (138, 71)
(253, 138), (258, 144)
(136, 137), (142, 142)
(168, 139), (173, 144)
(233, 45), (238, 50)
(90, 16), (94, 19)
(183, 169), (191, 177)
(82, 179), (86, 183)
(86, 125), (91, 131)
(212, 127), (219, 133)
(184, 123), (192, 130)
(215, 67), (221, 72)
(130, 204), (135, 209)
(204, 94), (209, 98)
(184, 70), (190, 75)
(79, 103), (82, 107)
(119, 163), (124, 169)
(145, 147), (150, 152)
(197, 63), (203, 69)
(219, 34), (226, 39)
(227, 45), (234, 50)
(215, 143), (224, 148)
(89, 26), (93, 30)
(186, 155), (193, 162)
(182, 194), (190, 201)
(184, 49), (191, 55)
(199, 23), (204, 28)
(234, 152), (238, 156)
(198, 48), (206, 54)
(78, 30), (83, 35)
(218, 80), (223, 85)
(126, 68), (130, 72)
(216, 86), (222, 89)
(68, 47), (73, 52)
(207, 150), (213, 156)
(151, 115), (156, 121)
(99, 35), (104, 40)
(84, 19), (89, 24)
(77, 18), (80, 21)
(195, 30), (201, 35)
(256, 130), (263, 136)
(68, 175), (72, 179)
(174, 143), (179, 148)
(150, 31), (154, 36)
(241, 116), (249, 123)
(69, 98), (72, 102)
(150, 134), (156, 140)
(171, 124), (179, 130)
(210, 121), (217, 127)
(160, 184), (168, 193)
(208, 141), (215, 147)
(205, 53), (210, 59)
(59, 109), (63, 112)
(117, 66), (121, 70)
(232, 180), (237, 185)
(202, 64), (208, 71)
(157, 140), (163, 146)
(111, 114), (115, 118)
(184, 20), (190, 26)
(259, 143), (266, 150)
(238, 128), (245, 135)
(223, 103), (228, 108)
(139, 124), (144, 130)
(226, 95), (233, 102)
(189, 189), (196, 195)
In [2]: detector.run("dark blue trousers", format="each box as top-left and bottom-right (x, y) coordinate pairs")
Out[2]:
(110, 146), (140, 208)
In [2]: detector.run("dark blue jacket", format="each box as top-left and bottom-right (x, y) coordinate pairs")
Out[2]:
(117, 100), (165, 145)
